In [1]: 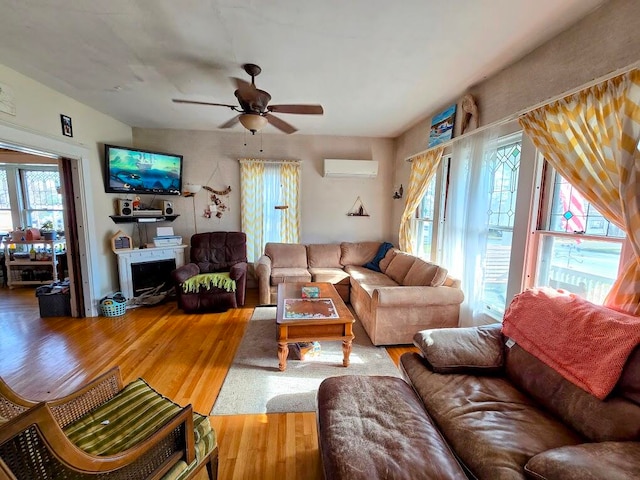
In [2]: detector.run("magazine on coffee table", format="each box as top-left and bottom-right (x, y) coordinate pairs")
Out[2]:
(283, 298), (339, 319)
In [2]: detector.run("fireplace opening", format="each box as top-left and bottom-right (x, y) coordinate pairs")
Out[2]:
(131, 259), (176, 297)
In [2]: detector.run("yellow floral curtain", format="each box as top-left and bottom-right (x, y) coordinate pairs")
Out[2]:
(240, 159), (300, 262)
(399, 146), (444, 253)
(519, 69), (640, 314)
(280, 162), (301, 243)
(239, 159), (265, 262)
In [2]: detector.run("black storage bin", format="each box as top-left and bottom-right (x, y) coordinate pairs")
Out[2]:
(36, 284), (71, 317)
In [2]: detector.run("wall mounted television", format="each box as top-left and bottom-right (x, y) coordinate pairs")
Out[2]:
(104, 144), (183, 196)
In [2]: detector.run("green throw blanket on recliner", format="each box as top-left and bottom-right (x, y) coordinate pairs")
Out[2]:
(181, 272), (236, 293)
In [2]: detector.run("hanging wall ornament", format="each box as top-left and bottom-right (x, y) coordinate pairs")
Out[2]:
(202, 162), (232, 220)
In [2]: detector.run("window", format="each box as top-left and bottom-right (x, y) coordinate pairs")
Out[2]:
(483, 137), (521, 313)
(441, 130), (522, 325)
(240, 159), (300, 262)
(529, 166), (625, 303)
(0, 169), (12, 233)
(414, 158), (447, 261)
(0, 165), (63, 235)
(21, 168), (63, 231)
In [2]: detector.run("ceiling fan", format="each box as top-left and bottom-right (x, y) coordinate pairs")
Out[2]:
(172, 63), (324, 134)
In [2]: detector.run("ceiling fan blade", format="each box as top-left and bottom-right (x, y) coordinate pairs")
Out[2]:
(267, 104), (324, 115)
(172, 99), (237, 109)
(265, 113), (297, 134)
(219, 115), (241, 129)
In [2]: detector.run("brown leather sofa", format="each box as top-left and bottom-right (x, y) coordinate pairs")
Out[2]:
(172, 232), (247, 312)
(318, 302), (640, 479)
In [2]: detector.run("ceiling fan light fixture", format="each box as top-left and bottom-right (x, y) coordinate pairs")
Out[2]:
(239, 113), (268, 134)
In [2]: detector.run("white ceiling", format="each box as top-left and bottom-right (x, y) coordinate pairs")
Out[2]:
(0, 0), (605, 137)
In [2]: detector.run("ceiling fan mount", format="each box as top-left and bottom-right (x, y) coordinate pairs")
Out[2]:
(172, 64), (323, 135)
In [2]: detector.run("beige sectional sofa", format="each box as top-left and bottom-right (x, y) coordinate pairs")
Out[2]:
(255, 241), (464, 345)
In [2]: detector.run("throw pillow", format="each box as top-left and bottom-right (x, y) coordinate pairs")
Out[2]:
(363, 242), (394, 272)
(413, 325), (504, 374)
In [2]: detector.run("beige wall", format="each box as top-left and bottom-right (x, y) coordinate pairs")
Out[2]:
(132, 128), (396, 245)
(392, 0), (640, 239)
(0, 64), (132, 314)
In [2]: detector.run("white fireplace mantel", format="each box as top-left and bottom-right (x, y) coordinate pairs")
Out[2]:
(115, 245), (187, 300)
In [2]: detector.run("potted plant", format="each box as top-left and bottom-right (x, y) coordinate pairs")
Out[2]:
(40, 220), (56, 240)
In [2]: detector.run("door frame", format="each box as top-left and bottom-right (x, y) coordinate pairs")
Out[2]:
(0, 121), (98, 317)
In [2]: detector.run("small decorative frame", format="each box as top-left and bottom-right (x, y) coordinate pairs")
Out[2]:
(428, 104), (456, 148)
(111, 230), (133, 252)
(60, 114), (73, 137)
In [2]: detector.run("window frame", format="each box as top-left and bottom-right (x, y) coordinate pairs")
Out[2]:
(523, 156), (626, 302)
(413, 155), (449, 262)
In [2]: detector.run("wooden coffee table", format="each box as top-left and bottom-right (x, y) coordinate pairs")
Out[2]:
(276, 282), (355, 371)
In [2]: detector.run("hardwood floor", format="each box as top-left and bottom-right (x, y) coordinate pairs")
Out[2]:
(0, 286), (418, 479)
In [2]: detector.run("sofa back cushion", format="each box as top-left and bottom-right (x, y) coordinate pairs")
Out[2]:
(307, 244), (342, 268)
(378, 248), (398, 273)
(191, 231), (247, 272)
(505, 344), (640, 442)
(265, 243), (307, 268)
(340, 242), (382, 266)
(384, 251), (417, 285)
(403, 257), (448, 287)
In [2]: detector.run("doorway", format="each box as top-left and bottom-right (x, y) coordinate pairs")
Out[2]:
(0, 147), (84, 316)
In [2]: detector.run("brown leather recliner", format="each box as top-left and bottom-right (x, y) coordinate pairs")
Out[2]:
(171, 232), (247, 312)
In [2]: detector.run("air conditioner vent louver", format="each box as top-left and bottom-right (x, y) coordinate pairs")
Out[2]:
(323, 159), (378, 178)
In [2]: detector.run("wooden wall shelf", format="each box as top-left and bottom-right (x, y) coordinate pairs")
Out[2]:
(109, 215), (179, 224)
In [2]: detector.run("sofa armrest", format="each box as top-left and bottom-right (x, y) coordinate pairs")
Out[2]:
(372, 285), (464, 307)
(171, 263), (200, 284)
(413, 324), (504, 374)
(255, 255), (272, 304)
(525, 442), (640, 480)
(229, 261), (248, 280)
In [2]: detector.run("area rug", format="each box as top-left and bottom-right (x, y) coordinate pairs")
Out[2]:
(210, 306), (401, 415)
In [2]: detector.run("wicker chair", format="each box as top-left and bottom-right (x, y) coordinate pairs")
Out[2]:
(0, 367), (217, 480)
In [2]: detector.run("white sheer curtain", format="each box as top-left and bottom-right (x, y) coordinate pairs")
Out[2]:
(441, 129), (497, 327)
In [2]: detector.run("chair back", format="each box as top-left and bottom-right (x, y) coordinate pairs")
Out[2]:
(190, 232), (247, 273)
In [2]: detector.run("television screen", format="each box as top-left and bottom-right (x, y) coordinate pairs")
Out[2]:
(104, 144), (183, 195)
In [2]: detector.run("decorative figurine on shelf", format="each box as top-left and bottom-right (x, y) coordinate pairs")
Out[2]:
(461, 94), (479, 135)
(132, 196), (141, 211)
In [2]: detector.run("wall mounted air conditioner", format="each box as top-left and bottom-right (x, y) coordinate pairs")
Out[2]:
(323, 159), (379, 178)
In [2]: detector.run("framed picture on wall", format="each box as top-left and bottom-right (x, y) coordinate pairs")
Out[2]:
(60, 114), (73, 137)
(428, 104), (456, 148)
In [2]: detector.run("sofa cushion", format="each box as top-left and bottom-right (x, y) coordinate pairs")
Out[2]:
(307, 244), (342, 268)
(505, 344), (640, 442)
(340, 242), (382, 266)
(403, 258), (448, 287)
(615, 346), (640, 405)
(317, 375), (467, 480)
(524, 442), (640, 480)
(413, 324), (504, 374)
(308, 267), (350, 286)
(270, 267), (312, 285)
(384, 252), (416, 285)
(265, 243), (307, 268)
(345, 265), (399, 288)
(400, 352), (583, 479)
(378, 248), (398, 273)
(64, 378), (214, 459)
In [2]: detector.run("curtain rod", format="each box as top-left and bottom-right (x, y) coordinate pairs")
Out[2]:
(238, 158), (301, 165)
(405, 62), (640, 162)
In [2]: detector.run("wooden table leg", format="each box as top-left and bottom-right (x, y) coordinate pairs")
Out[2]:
(342, 339), (352, 367)
(278, 342), (289, 371)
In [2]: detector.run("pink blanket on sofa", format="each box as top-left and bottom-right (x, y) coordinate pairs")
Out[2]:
(502, 287), (640, 399)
